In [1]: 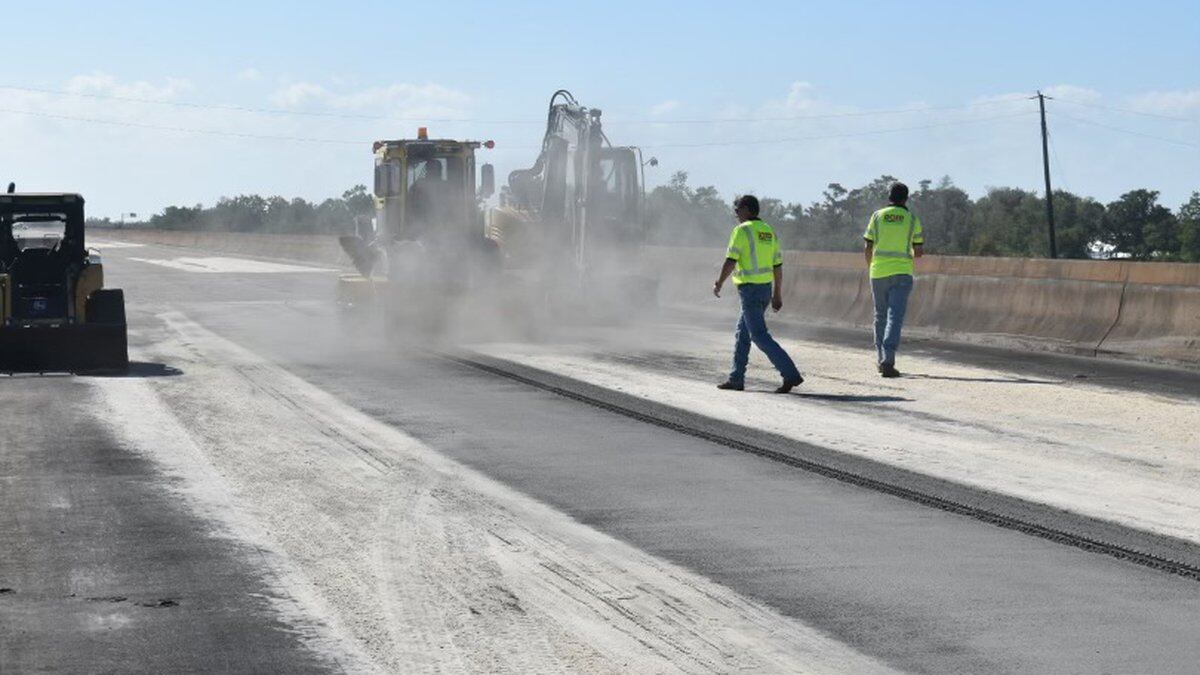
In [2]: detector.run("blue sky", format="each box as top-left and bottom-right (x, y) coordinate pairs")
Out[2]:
(2, 0), (1197, 218)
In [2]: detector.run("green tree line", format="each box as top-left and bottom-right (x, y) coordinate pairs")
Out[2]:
(94, 175), (1200, 262)
(647, 172), (1200, 262)
(91, 185), (375, 235)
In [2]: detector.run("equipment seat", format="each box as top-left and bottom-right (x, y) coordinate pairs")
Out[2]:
(9, 247), (72, 320)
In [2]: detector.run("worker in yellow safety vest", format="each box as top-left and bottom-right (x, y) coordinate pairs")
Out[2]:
(863, 182), (924, 377)
(712, 195), (804, 393)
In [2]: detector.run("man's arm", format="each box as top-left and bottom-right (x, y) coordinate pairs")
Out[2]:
(771, 265), (784, 312)
(713, 258), (737, 297)
(913, 244), (924, 258)
(863, 211), (877, 267)
(715, 226), (745, 297)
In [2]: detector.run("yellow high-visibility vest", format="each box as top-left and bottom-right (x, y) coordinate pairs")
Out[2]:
(726, 219), (782, 285)
(864, 205), (924, 279)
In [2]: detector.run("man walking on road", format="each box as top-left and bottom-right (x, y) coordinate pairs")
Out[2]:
(864, 182), (924, 378)
(713, 195), (804, 394)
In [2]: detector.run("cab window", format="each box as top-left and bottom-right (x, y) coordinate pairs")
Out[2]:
(374, 161), (403, 197)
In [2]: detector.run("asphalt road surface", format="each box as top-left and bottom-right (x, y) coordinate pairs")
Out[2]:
(3, 240), (1199, 673)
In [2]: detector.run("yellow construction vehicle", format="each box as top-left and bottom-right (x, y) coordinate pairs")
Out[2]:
(336, 92), (654, 333)
(336, 128), (496, 322)
(0, 190), (128, 372)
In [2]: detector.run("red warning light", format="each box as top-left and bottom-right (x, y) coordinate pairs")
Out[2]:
(484, 140), (495, 149)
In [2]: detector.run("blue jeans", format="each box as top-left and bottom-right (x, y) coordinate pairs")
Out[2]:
(728, 283), (801, 385)
(871, 274), (914, 366)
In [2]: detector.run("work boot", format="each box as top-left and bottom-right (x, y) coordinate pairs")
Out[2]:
(774, 375), (804, 394)
(880, 364), (901, 378)
(717, 381), (744, 391)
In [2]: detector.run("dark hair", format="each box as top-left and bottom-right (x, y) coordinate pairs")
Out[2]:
(734, 194), (760, 217)
(888, 182), (909, 204)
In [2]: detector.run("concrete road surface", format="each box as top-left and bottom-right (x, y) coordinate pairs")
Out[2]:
(3, 240), (1199, 673)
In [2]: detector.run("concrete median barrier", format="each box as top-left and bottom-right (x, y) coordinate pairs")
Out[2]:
(651, 246), (1200, 366)
(1098, 284), (1200, 364)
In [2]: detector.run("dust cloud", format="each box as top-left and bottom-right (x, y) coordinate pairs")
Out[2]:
(345, 231), (683, 355)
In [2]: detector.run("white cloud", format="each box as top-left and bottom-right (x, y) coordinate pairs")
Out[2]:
(713, 102), (751, 120)
(270, 81), (329, 107)
(2, 74), (1192, 220)
(64, 72), (192, 101)
(784, 81), (818, 111)
(640, 80), (1200, 210)
(650, 100), (680, 116)
(1042, 84), (1101, 104)
(1127, 89), (1200, 116)
(0, 73), (486, 217)
(778, 81), (868, 116)
(968, 87), (1095, 118)
(970, 91), (1035, 107)
(974, 85), (1100, 105)
(768, 81), (864, 118)
(0, 72), (357, 217)
(269, 81), (471, 118)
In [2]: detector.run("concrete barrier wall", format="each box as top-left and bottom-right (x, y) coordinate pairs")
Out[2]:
(1099, 285), (1200, 363)
(97, 229), (1200, 366)
(650, 246), (1199, 366)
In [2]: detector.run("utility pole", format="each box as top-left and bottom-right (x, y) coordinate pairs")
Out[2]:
(1037, 91), (1058, 258)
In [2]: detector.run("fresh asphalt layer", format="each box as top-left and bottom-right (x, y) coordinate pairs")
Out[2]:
(4, 240), (1200, 673)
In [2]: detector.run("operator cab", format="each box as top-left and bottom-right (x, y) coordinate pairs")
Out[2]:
(404, 149), (465, 238)
(591, 147), (646, 244)
(371, 129), (495, 245)
(340, 129), (494, 279)
(0, 193), (87, 322)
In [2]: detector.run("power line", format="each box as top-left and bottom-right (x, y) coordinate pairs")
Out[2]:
(12, 102), (1188, 158)
(0, 83), (1023, 126)
(1047, 128), (1070, 194)
(611, 99), (1021, 124)
(0, 105), (1036, 150)
(1051, 110), (1200, 149)
(0, 105), (549, 150)
(1053, 97), (1196, 123)
(639, 111), (1035, 148)
(0, 84), (538, 125)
